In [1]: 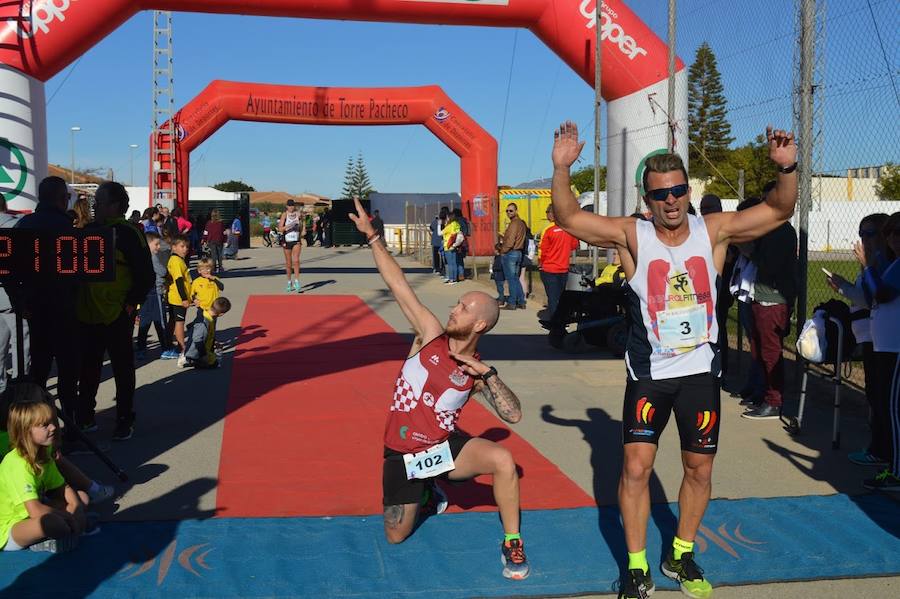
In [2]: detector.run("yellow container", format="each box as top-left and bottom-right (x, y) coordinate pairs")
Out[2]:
(497, 189), (553, 239)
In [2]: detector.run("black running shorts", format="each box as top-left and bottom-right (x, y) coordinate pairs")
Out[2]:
(169, 305), (187, 322)
(622, 373), (721, 454)
(383, 433), (472, 506)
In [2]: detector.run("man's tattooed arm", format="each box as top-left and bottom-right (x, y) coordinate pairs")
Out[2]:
(384, 504), (404, 529)
(477, 377), (522, 424)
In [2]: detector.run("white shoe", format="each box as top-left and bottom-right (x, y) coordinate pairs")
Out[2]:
(176, 354), (187, 368)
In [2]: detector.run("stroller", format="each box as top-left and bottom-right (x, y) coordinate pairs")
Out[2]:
(543, 268), (628, 357)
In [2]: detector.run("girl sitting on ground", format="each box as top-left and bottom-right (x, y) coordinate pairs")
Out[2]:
(0, 397), (88, 553)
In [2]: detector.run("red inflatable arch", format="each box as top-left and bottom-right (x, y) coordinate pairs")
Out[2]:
(152, 81), (498, 254)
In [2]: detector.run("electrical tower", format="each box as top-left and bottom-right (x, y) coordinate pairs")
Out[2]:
(151, 10), (176, 209)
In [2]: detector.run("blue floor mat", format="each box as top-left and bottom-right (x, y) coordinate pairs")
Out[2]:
(2, 493), (898, 598)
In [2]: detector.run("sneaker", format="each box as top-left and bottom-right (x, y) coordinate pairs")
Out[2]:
(418, 483), (449, 519)
(112, 419), (133, 442)
(500, 538), (530, 580)
(849, 451), (889, 467)
(618, 568), (655, 599)
(517, 303), (527, 310)
(29, 535), (80, 553)
(661, 551), (712, 599)
(82, 512), (102, 537)
(160, 349), (180, 360)
(176, 353), (187, 368)
(863, 469), (900, 491)
(296, 281), (304, 293)
(445, 280), (457, 286)
(88, 483), (115, 504)
(741, 403), (780, 420)
(285, 281), (295, 292)
(498, 301), (508, 308)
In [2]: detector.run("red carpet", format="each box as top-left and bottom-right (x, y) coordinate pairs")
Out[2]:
(216, 295), (594, 518)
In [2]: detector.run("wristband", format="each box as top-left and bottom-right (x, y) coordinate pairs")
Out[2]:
(481, 366), (498, 382)
(366, 233), (381, 245)
(778, 162), (798, 174)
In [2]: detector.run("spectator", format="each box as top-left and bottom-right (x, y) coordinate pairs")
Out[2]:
(313, 214), (324, 246)
(160, 206), (179, 240)
(429, 211), (444, 274)
(203, 209), (226, 274)
(441, 211), (464, 285)
(15, 177), (81, 442)
(453, 208), (469, 280)
(304, 212), (315, 247)
(141, 207), (159, 234)
(0, 399), (88, 553)
(437, 206), (450, 277)
(171, 207), (192, 235)
(165, 235), (193, 361)
(135, 231), (169, 361)
(76, 182), (154, 441)
(498, 203), (527, 309)
(700, 194), (735, 374)
(71, 196), (91, 229)
(491, 239), (507, 304)
(826, 213), (890, 466)
(861, 212), (900, 491)
(537, 205), (578, 320)
(321, 209), (332, 247)
(180, 297), (231, 369)
(741, 182), (798, 421)
(129, 210), (142, 229)
(0, 198), (27, 395)
(228, 213), (242, 258)
(261, 211), (273, 247)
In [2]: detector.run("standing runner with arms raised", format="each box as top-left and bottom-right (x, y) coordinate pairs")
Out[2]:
(348, 198), (531, 580)
(550, 121), (797, 599)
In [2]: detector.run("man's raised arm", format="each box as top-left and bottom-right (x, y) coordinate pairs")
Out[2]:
(551, 121), (630, 248)
(349, 198), (443, 340)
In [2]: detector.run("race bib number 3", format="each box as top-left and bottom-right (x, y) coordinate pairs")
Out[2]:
(403, 440), (455, 480)
(658, 304), (709, 350)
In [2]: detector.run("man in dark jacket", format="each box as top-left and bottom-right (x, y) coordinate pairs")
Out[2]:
(742, 182), (798, 420)
(76, 182), (154, 440)
(15, 177), (82, 438)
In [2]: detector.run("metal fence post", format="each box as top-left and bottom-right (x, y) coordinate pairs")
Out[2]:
(796, 0), (815, 338)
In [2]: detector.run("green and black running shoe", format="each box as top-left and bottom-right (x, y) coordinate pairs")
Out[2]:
(661, 551), (712, 598)
(618, 568), (654, 599)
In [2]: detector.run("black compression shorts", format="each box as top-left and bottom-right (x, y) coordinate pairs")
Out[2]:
(622, 372), (721, 454)
(169, 305), (187, 322)
(382, 433), (472, 506)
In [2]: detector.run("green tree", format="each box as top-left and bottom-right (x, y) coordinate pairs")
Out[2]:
(687, 42), (734, 179)
(213, 180), (255, 192)
(570, 165), (607, 193)
(353, 152), (374, 200)
(704, 135), (772, 199)
(340, 156), (356, 199)
(875, 163), (900, 201)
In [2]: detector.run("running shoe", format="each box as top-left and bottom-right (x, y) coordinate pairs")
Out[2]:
(285, 281), (295, 292)
(848, 451), (888, 467)
(88, 483), (116, 504)
(160, 349), (180, 360)
(112, 418), (134, 442)
(420, 483), (449, 517)
(661, 551), (712, 598)
(618, 568), (655, 599)
(740, 404), (780, 420)
(29, 535), (80, 553)
(176, 353), (187, 368)
(500, 538), (530, 580)
(296, 281), (304, 293)
(863, 469), (900, 491)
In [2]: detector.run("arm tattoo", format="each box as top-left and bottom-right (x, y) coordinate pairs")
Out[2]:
(480, 376), (522, 424)
(384, 504), (404, 529)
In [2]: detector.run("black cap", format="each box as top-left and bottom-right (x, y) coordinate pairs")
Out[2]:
(699, 194), (722, 215)
(286, 199), (296, 206)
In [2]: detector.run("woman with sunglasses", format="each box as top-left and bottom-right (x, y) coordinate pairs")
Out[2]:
(860, 212), (900, 491)
(550, 120), (798, 599)
(826, 213), (890, 468)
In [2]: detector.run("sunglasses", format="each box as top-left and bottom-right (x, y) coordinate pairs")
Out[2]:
(505, 209), (516, 213)
(646, 184), (689, 202)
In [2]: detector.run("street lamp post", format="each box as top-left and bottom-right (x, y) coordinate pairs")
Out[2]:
(129, 144), (139, 186)
(70, 126), (81, 184)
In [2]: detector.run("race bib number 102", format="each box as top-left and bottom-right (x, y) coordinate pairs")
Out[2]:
(403, 440), (455, 480)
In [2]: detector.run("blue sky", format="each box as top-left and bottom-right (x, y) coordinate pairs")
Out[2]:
(45, 0), (898, 197)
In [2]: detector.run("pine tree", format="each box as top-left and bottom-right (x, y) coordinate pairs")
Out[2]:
(353, 152), (374, 200)
(688, 42), (734, 179)
(340, 156), (356, 200)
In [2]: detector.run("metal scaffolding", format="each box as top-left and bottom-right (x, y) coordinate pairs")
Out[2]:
(151, 10), (177, 208)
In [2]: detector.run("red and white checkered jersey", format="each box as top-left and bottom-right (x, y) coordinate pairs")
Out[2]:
(384, 334), (478, 453)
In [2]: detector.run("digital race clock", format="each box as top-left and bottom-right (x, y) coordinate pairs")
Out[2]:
(0, 228), (116, 281)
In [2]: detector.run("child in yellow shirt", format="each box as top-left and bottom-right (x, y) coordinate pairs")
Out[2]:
(191, 258), (224, 314)
(165, 236), (192, 360)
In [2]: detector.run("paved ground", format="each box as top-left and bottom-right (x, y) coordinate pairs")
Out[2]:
(64, 244), (898, 597)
